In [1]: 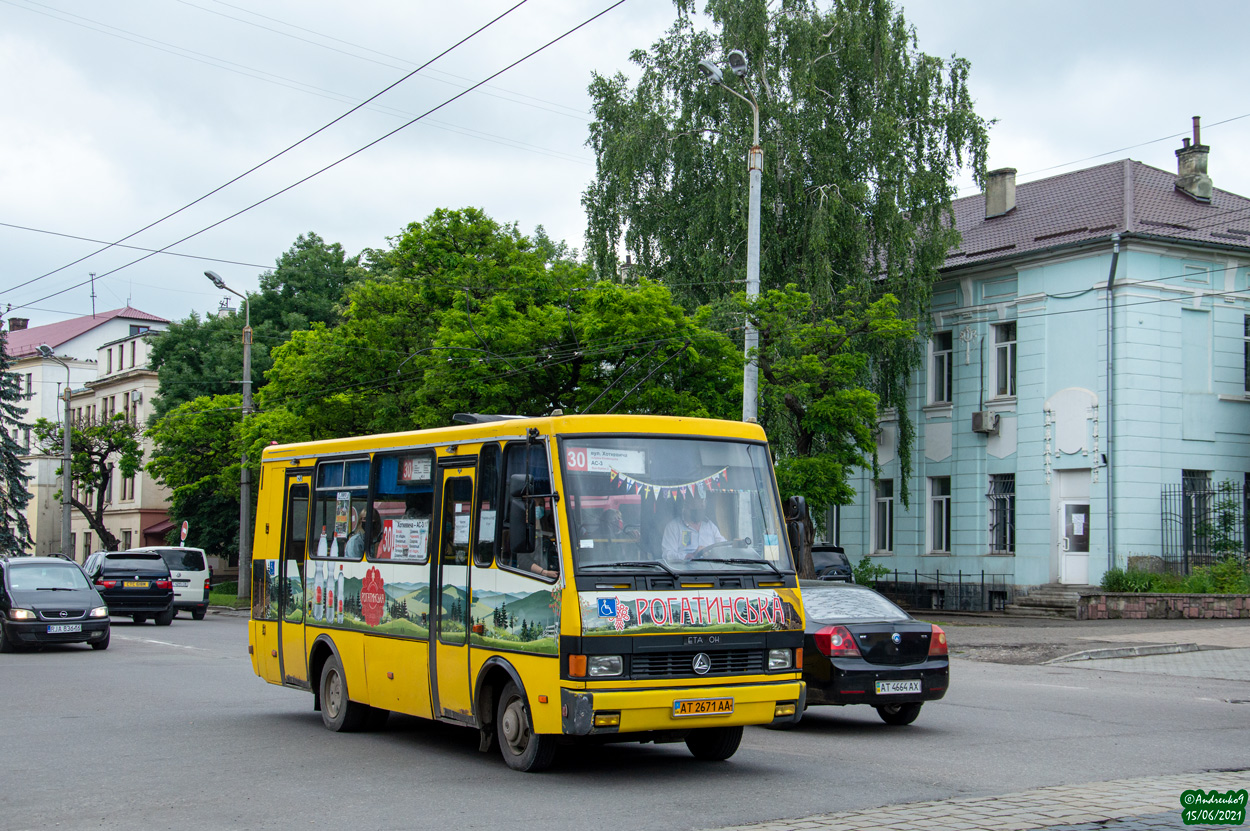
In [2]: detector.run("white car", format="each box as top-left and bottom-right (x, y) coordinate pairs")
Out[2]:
(127, 547), (211, 620)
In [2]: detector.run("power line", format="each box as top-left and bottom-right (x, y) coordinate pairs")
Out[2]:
(182, 0), (592, 120)
(0, 0), (530, 299)
(0, 221), (271, 270)
(4, 0), (628, 316)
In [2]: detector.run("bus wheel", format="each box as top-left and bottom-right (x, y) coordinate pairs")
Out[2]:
(319, 655), (367, 732)
(496, 681), (556, 772)
(685, 726), (744, 761)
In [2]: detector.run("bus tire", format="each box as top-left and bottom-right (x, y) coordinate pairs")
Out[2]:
(319, 654), (367, 732)
(685, 726), (744, 761)
(496, 681), (556, 772)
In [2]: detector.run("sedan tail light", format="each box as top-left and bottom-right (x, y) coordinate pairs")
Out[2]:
(155, 579), (173, 590)
(813, 625), (860, 657)
(929, 624), (949, 657)
(96, 579), (118, 589)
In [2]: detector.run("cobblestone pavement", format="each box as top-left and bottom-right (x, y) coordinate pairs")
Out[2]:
(1062, 646), (1250, 682)
(705, 769), (1249, 831)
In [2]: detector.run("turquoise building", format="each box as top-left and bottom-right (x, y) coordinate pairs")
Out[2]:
(838, 123), (1250, 602)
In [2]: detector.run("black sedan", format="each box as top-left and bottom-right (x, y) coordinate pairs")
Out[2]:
(811, 545), (854, 582)
(0, 556), (111, 651)
(799, 579), (948, 725)
(84, 552), (175, 625)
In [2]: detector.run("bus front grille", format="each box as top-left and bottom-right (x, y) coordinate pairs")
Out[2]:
(631, 650), (764, 679)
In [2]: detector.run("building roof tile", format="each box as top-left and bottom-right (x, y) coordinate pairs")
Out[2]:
(5, 306), (169, 359)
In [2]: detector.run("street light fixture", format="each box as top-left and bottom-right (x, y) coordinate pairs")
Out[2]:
(698, 49), (762, 423)
(37, 344), (72, 558)
(204, 270), (252, 599)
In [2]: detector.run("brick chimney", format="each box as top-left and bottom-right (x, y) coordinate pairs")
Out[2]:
(985, 168), (1017, 218)
(7, 317), (28, 331)
(1175, 116), (1212, 203)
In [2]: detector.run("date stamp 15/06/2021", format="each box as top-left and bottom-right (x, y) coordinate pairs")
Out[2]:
(1180, 788), (1247, 826)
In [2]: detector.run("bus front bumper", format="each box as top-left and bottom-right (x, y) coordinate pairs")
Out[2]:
(561, 680), (805, 736)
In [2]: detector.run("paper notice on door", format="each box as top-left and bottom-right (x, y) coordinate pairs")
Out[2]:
(453, 514), (471, 545)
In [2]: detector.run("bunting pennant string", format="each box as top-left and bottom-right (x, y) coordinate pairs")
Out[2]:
(609, 467), (729, 499)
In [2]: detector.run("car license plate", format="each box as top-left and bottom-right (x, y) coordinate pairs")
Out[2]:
(174, 580), (189, 587)
(123, 581), (149, 588)
(875, 680), (922, 695)
(47, 624), (82, 634)
(672, 697), (734, 717)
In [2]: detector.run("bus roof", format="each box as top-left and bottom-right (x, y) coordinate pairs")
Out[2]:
(259, 414), (767, 463)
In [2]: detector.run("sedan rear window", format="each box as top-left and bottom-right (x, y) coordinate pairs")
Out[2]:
(102, 555), (169, 577)
(803, 587), (909, 623)
(156, 549), (206, 571)
(8, 563), (91, 591)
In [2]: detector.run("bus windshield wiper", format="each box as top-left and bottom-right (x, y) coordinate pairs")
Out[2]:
(690, 557), (785, 579)
(581, 561), (680, 579)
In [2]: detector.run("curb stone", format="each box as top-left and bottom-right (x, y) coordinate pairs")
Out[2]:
(1044, 643), (1204, 664)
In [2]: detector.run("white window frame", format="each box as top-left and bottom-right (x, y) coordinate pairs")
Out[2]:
(929, 476), (951, 554)
(931, 331), (953, 404)
(874, 480), (894, 554)
(994, 322), (1017, 398)
(1243, 315), (1249, 393)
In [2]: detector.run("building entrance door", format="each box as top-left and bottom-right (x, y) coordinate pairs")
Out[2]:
(1052, 470), (1090, 584)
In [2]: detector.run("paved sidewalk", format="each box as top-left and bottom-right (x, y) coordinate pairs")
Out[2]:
(706, 769), (1249, 831)
(1064, 646), (1250, 682)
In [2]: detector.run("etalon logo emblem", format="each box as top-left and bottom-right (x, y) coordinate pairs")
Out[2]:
(692, 652), (712, 675)
(891, 632), (901, 645)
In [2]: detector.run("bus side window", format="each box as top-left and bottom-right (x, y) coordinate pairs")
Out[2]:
(368, 452), (434, 563)
(499, 442), (557, 580)
(474, 443), (501, 567)
(309, 459), (369, 560)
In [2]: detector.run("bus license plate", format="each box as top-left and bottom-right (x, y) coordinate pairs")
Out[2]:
(47, 624), (81, 634)
(123, 581), (149, 588)
(875, 680), (921, 695)
(672, 697), (734, 717)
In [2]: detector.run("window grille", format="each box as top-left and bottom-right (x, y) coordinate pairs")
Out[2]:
(988, 473), (1015, 554)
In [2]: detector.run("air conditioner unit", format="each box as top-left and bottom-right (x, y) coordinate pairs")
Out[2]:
(971, 411), (999, 435)
(130, 390), (142, 403)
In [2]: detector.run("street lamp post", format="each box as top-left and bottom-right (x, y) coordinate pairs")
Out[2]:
(37, 345), (72, 558)
(205, 270), (252, 599)
(699, 50), (762, 423)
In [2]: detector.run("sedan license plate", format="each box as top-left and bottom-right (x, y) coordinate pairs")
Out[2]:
(672, 697), (734, 717)
(875, 679), (922, 695)
(123, 581), (149, 588)
(47, 624), (82, 634)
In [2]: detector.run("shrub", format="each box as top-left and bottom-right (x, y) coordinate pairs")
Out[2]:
(853, 556), (891, 587)
(1103, 556), (1249, 594)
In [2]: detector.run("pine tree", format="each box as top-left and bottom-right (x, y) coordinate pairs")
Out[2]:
(0, 329), (32, 555)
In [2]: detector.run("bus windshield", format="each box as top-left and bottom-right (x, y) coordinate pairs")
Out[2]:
(560, 436), (792, 574)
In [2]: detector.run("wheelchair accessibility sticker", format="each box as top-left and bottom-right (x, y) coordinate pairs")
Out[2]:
(598, 597), (617, 618)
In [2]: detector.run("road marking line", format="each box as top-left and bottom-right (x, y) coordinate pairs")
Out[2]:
(1021, 682), (1088, 690)
(114, 635), (208, 651)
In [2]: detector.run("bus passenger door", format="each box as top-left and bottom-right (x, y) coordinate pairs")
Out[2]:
(279, 472), (310, 686)
(432, 468), (475, 722)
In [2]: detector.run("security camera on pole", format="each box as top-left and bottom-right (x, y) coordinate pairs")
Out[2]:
(204, 270), (252, 599)
(698, 49), (761, 423)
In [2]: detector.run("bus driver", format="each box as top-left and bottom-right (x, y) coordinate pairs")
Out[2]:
(661, 496), (726, 561)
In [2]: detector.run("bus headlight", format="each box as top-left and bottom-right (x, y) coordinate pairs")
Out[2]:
(587, 655), (623, 677)
(767, 648), (792, 670)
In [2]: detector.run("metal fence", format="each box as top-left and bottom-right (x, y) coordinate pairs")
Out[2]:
(873, 569), (1015, 613)
(1160, 481), (1248, 575)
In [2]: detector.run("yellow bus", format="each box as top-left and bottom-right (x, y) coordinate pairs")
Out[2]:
(248, 413), (805, 770)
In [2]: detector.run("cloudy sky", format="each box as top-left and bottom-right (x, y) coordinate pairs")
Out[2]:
(3, 0), (1248, 329)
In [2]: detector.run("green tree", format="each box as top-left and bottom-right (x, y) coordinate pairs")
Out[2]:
(0, 329), (32, 554)
(149, 232), (364, 419)
(747, 287), (915, 520)
(145, 395), (243, 562)
(583, 0), (989, 495)
(32, 412), (144, 551)
(260, 208), (741, 434)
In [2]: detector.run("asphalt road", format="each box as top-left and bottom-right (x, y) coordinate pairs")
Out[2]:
(1, 614), (1246, 831)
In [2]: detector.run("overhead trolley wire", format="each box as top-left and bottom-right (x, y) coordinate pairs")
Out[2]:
(4, 0), (628, 316)
(0, 0), (531, 300)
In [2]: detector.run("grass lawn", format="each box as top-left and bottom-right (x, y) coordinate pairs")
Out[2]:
(208, 582), (251, 609)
